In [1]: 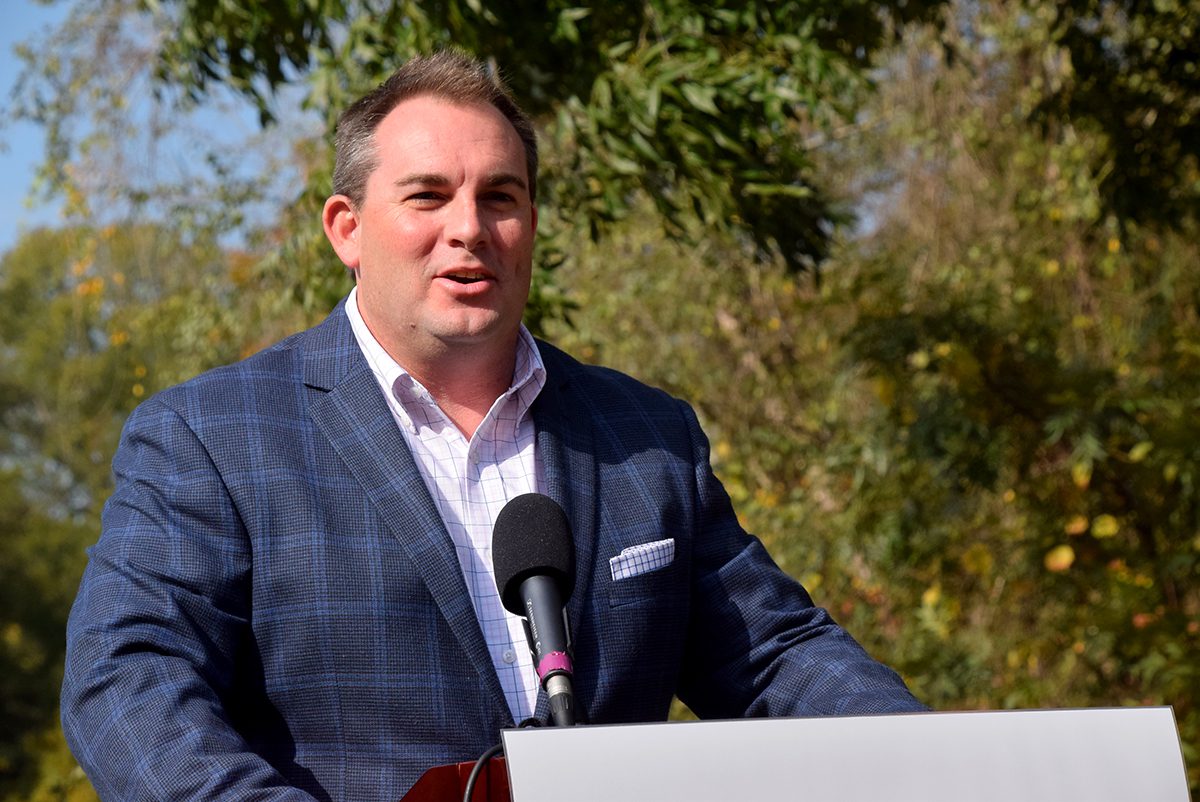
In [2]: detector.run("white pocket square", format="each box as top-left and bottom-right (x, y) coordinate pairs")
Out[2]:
(609, 538), (675, 581)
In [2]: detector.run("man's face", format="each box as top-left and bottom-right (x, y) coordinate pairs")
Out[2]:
(325, 95), (537, 366)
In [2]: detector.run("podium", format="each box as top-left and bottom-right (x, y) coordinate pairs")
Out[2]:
(405, 707), (1191, 801)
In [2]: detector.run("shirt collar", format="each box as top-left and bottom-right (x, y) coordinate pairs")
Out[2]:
(344, 286), (547, 433)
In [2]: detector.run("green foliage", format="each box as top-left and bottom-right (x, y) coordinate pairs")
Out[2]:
(549, 1), (1199, 792)
(835, 6), (1200, 788)
(0, 222), (298, 800)
(1035, 0), (1200, 227)
(0, 471), (84, 791)
(17, 0), (953, 292)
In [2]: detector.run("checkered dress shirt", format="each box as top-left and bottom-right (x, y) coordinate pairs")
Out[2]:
(345, 287), (546, 721)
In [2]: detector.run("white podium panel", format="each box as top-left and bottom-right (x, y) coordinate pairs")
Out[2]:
(501, 707), (1190, 802)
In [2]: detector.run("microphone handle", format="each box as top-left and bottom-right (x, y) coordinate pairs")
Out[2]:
(519, 575), (576, 727)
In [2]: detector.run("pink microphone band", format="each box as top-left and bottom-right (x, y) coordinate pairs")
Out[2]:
(536, 651), (573, 681)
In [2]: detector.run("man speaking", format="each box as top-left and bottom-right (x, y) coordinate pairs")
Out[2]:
(61, 51), (925, 801)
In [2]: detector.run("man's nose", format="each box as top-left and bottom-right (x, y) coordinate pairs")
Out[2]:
(444, 197), (488, 251)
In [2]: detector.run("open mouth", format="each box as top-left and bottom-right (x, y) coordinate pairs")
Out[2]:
(445, 272), (487, 285)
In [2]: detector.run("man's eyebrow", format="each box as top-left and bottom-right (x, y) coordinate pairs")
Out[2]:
(393, 173), (528, 192)
(483, 173), (528, 192)
(394, 173), (450, 188)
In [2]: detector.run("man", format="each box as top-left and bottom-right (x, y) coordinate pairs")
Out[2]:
(62, 52), (924, 801)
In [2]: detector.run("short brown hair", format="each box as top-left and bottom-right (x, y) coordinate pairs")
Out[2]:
(332, 51), (538, 206)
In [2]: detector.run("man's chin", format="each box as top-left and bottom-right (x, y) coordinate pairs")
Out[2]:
(428, 314), (516, 348)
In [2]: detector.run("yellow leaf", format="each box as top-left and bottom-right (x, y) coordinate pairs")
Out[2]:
(921, 584), (942, 607)
(1064, 515), (1089, 535)
(1044, 544), (1075, 572)
(1091, 514), (1120, 538)
(1128, 442), (1153, 462)
(1071, 461), (1092, 489)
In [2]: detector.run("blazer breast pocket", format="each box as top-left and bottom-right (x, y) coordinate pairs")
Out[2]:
(606, 537), (681, 608)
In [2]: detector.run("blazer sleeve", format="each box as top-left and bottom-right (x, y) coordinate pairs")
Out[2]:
(672, 400), (928, 719)
(61, 397), (321, 801)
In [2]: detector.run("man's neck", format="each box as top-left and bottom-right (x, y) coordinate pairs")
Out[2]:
(403, 344), (515, 439)
(345, 288), (519, 439)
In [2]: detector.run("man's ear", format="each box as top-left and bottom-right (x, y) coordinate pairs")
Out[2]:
(322, 194), (361, 270)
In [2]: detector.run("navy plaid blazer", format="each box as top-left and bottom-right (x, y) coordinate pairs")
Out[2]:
(62, 301), (923, 801)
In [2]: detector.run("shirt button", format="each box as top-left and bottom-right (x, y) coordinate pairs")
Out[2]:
(502, 649), (516, 664)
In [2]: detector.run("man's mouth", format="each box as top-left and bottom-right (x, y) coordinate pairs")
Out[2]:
(444, 271), (488, 284)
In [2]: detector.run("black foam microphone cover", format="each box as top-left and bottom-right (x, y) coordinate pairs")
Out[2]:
(492, 493), (575, 615)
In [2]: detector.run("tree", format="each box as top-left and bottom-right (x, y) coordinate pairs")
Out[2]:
(546, 1), (1199, 792)
(0, 221), (286, 800)
(815, 1), (1199, 787)
(1036, 0), (1200, 228)
(15, 0), (952, 301)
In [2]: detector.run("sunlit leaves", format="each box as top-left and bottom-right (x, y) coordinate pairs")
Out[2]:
(827, 1), (1200, 789)
(0, 222), (280, 800)
(1045, 544), (1076, 572)
(111, 0), (955, 280)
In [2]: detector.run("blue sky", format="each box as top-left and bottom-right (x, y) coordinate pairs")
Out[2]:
(1, 1), (314, 256)
(1, 0), (70, 254)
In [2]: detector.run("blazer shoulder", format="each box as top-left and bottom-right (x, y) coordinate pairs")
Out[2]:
(535, 338), (684, 412)
(533, 339), (705, 463)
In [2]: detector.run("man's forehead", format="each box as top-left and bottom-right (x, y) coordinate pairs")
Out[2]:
(355, 95), (531, 201)
(376, 95), (518, 141)
(368, 98), (518, 163)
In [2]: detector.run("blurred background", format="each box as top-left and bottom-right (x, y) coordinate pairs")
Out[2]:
(1, 0), (1197, 798)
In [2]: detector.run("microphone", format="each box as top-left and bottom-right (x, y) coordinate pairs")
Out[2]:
(492, 493), (577, 727)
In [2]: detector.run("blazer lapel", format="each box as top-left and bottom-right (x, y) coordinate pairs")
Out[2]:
(301, 304), (512, 720)
(530, 344), (599, 723)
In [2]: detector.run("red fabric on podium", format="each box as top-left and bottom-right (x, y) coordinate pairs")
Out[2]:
(401, 756), (511, 802)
